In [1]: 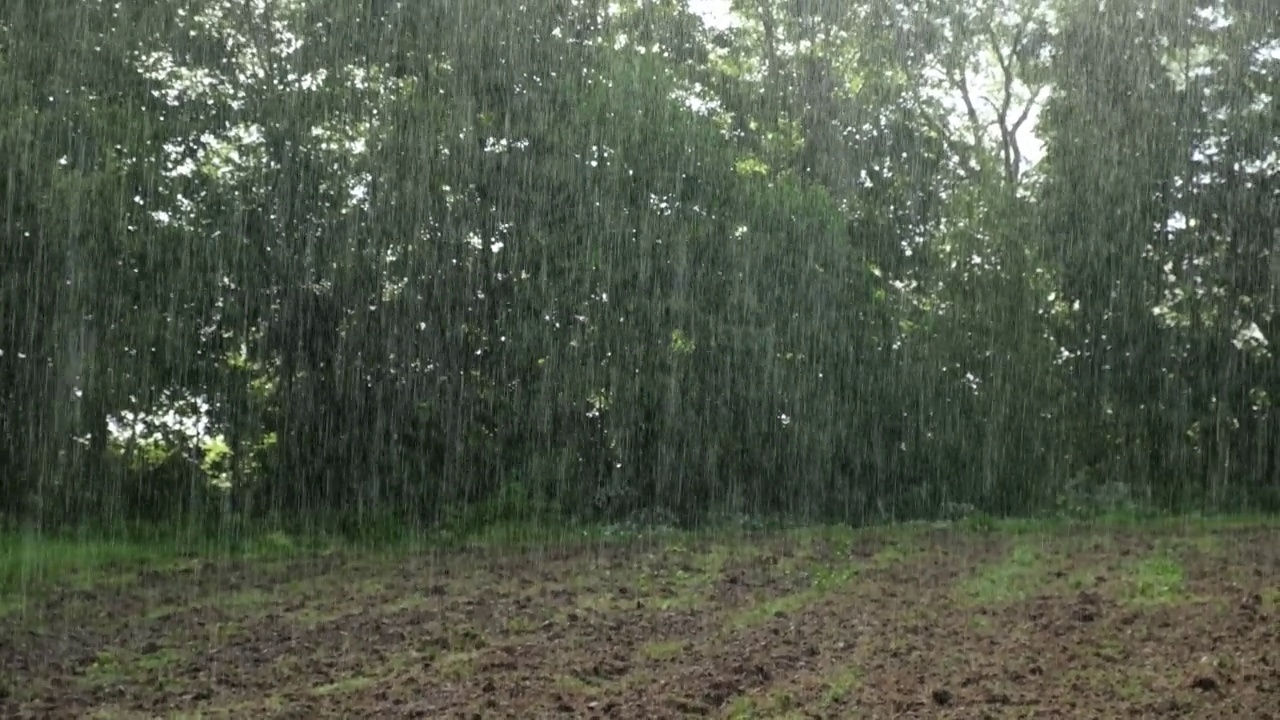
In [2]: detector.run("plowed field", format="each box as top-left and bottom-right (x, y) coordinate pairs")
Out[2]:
(2, 521), (1277, 718)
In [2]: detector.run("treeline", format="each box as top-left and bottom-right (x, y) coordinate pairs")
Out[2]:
(1, 0), (1276, 535)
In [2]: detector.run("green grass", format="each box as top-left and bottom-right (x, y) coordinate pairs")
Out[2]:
(4, 512), (1274, 617)
(1061, 665), (1154, 702)
(312, 675), (378, 696)
(729, 589), (826, 629)
(723, 690), (804, 719)
(639, 542), (737, 610)
(0, 536), (178, 592)
(955, 533), (1203, 608)
(307, 648), (426, 698)
(145, 575), (377, 627)
(955, 511), (1280, 536)
(728, 560), (862, 629)
(434, 649), (480, 680)
(1122, 554), (1187, 605)
(725, 535), (919, 629)
(80, 647), (185, 689)
(955, 541), (1047, 605)
(0, 529), (335, 617)
(820, 665), (862, 706)
(639, 639), (686, 661)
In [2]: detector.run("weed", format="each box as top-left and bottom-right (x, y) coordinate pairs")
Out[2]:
(967, 613), (992, 631)
(448, 625), (488, 652)
(723, 690), (804, 719)
(1122, 555), (1186, 605)
(810, 564), (859, 591)
(730, 587), (828, 629)
(723, 695), (756, 718)
(81, 647), (182, 689)
(554, 673), (612, 697)
(313, 675), (376, 695)
(955, 542), (1047, 605)
(821, 665), (862, 706)
(961, 512), (999, 534)
(639, 640), (685, 661)
(505, 614), (536, 634)
(434, 650), (480, 680)
(870, 543), (910, 568)
(1091, 638), (1129, 664)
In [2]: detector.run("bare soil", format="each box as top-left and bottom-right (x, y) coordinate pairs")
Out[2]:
(1, 522), (1277, 718)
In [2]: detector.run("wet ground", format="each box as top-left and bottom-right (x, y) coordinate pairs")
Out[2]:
(1, 522), (1277, 718)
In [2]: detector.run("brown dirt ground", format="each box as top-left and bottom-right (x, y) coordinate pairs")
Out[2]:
(1, 523), (1277, 719)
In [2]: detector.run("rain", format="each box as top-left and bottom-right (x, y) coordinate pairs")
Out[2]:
(1, 0), (1277, 715)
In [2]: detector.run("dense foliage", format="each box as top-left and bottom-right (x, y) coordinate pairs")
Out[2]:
(2, 0), (1277, 535)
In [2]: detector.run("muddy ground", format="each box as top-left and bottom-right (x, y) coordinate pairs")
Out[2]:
(1, 521), (1277, 718)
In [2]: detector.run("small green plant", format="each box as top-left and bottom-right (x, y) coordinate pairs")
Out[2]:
(639, 640), (684, 661)
(810, 564), (859, 591)
(728, 562), (857, 629)
(822, 665), (862, 705)
(313, 675), (376, 696)
(724, 690), (803, 719)
(870, 543), (910, 568)
(505, 615), (536, 634)
(84, 650), (126, 684)
(447, 625), (488, 652)
(1124, 555), (1186, 605)
(955, 542), (1047, 605)
(435, 650), (480, 680)
(961, 512), (998, 533)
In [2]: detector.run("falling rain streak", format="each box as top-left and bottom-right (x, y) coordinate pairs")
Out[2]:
(0, 0), (1277, 716)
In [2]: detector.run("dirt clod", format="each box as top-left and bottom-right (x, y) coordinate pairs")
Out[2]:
(1191, 675), (1220, 692)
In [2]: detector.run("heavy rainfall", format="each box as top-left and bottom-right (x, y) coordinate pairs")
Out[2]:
(1, 0), (1277, 716)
